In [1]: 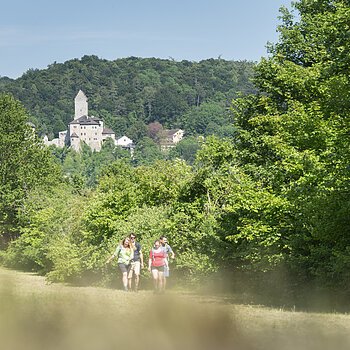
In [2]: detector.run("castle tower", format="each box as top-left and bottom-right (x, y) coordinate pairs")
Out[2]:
(74, 90), (88, 120)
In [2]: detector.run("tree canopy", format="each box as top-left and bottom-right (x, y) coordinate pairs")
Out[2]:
(230, 0), (350, 289)
(0, 57), (256, 138)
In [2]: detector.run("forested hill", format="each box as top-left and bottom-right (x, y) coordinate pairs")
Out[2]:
(0, 56), (256, 139)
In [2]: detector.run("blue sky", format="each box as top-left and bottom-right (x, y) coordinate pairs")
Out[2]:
(1, 0), (293, 79)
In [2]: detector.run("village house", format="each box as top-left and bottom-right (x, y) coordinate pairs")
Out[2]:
(159, 128), (185, 152)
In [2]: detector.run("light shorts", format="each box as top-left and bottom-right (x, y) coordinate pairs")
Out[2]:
(164, 266), (170, 277)
(128, 261), (141, 278)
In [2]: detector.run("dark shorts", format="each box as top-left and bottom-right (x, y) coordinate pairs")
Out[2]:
(151, 265), (164, 272)
(118, 263), (131, 273)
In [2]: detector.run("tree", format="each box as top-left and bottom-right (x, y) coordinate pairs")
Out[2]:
(147, 121), (163, 142)
(0, 94), (60, 242)
(178, 101), (229, 136)
(132, 137), (164, 165)
(230, 0), (350, 289)
(168, 136), (201, 164)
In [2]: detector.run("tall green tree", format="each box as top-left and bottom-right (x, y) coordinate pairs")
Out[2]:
(0, 94), (60, 242)
(231, 0), (350, 288)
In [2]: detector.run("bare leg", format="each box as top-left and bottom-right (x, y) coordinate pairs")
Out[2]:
(163, 266), (169, 290)
(128, 265), (134, 291)
(151, 269), (159, 292)
(135, 274), (140, 291)
(122, 272), (128, 291)
(158, 271), (164, 292)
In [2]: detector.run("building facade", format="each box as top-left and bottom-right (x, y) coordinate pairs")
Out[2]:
(159, 128), (184, 152)
(44, 90), (131, 152)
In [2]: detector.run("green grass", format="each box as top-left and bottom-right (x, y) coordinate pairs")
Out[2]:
(1, 267), (350, 350)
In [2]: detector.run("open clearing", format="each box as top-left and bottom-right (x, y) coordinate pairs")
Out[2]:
(1, 267), (350, 350)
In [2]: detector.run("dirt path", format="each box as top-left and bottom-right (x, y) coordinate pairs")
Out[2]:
(1, 267), (350, 350)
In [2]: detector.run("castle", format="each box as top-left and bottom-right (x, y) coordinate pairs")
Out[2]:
(44, 90), (133, 152)
(44, 90), (185, 153)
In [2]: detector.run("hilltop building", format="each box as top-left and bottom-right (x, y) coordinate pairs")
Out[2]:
(44, 90), (133, 152)
(159, 129), (184, 151)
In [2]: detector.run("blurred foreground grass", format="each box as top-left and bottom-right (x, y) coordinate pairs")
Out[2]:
(1, 267), (350, 350)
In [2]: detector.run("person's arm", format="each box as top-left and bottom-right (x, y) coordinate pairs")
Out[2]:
(148, 249), (152, 271)
(106, 251), (116, 264)
(106, 245), (120, 264)
(168, 245), (175, 259)
(106, 254), (114, 264)
(140, 250), (144, 268)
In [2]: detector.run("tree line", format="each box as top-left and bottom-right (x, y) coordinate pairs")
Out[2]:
(0, 57), (256, 142)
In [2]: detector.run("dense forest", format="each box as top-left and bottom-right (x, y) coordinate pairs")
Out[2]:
(1, 0), (350, 308)
(0, 57), (256, 141)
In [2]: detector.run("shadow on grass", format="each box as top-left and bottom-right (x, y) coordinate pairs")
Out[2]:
(194, 269), (350, 314)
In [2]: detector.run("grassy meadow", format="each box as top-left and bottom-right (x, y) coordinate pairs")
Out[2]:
(1, 267), (350, 350)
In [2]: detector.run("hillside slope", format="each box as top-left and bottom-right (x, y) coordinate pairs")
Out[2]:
(0, 56), (256, 139)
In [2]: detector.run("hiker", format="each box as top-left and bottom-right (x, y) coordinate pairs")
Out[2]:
(160, 236), (175, 290)
(128, 233), (144, 292)
(106, 236), (134, 291)
(148, 239), (168, 294)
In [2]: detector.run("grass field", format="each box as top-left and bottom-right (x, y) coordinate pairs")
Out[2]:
(1, 267), (350, 350)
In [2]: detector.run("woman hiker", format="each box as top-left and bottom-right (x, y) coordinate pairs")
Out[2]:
(106, 236), (134, 291)
(148, 239), (168, 294)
